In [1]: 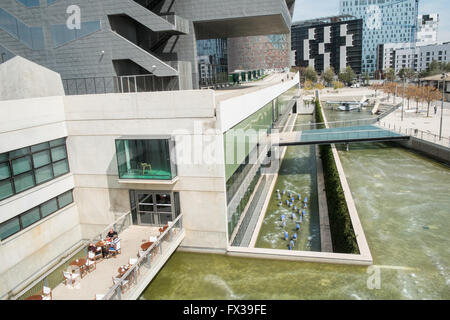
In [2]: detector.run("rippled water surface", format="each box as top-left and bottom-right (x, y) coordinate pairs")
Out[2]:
(140, 107), (450, 300)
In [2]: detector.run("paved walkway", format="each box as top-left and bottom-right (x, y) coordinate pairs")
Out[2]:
(52, 225), (159, 300)
(381, 100), (450, 139)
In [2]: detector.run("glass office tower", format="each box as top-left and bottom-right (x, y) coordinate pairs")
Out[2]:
(340, 0), (419, 76)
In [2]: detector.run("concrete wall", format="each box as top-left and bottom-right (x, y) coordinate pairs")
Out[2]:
(395, 137), (450, 165)
(0, 56), (64, 101)
(63, 90), (229, 249)
(0, 93), (82, 298)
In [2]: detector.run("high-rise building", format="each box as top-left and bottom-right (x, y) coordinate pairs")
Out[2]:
(0, 0), (294, 93)
(417, 14), (439, 45)
(291, 15), (363, 75)
(228, 34), (291, 72)
(340, 0), (419, 76)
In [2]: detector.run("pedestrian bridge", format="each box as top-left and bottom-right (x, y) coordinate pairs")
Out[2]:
(275, 125), (409, 146)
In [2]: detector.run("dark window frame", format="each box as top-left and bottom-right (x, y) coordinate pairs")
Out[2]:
(0, 138), (70, 202)
(0, 189), (74, 241)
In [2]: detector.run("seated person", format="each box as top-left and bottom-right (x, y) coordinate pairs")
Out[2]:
(88, 243), (97, 253)
(106, 228), (118, 240)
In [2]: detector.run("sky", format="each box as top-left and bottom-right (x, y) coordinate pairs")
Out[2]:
(293, 0), (450, 42)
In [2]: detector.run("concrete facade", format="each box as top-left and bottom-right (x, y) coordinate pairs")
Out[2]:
(0, 58), (300, 298)
(0, 0), (294, 92)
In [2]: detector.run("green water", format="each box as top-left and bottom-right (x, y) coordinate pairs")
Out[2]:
(141, 109), (450, 300)
(254, 115), (321, 251)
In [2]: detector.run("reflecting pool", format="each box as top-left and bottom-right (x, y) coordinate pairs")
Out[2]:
(254, 115), (321, 251)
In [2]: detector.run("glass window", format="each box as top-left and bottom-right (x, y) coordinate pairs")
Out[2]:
(21, 207), (41, 228)
(31, 142), (49, 153)
(138, 193), (154, 212)
(115, 139), (173, 180)
(57, 190), (73, 208)
(0, 162), (10, 180)
(33, 150), (51, 168)
(53, 159), (69, 177)
(12, 156), (32, 175)
(30, 27), (45, 50)
(156, 194), (171, 213)
(51, 146), (67, 162)
(9, 147), (29, 159)
(14, 172), (34, 193)
(0, 180), (14, 201)
(41, 198), (58, 218)
(49, 138), (66, 147)
(16, 0), (40, 7)
(0, 153), (7, 162)
(35, 165), (53, 184)
(0, 217), (20, 240)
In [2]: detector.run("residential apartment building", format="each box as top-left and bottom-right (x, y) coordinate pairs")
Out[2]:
(417, 14), (439, 45)
(0, 0), (294, 93)
(291, 15), (363, 75)
(340, 0), (419, 75)
(196, 38), (228, 85)
(377, 41), (450, 73)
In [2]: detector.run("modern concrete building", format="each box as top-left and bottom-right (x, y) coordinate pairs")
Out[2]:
(377, 41), (450, 74)
(417, 14), (439, 45)
(340, 0), (419, 75)
(291, 15), (363, 75)
(0, 56), (300, 299)
(0, 0), (295, 93)
(228, 34), (292, 72)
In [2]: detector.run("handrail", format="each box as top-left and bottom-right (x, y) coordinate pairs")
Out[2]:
(102, 214), (183, 300)
(13, 211), (132, 300)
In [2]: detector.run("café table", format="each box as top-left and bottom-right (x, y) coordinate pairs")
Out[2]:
(24, 295), (43, 300)
(70, 258), (87, 278)
(140, 242), (153, 251)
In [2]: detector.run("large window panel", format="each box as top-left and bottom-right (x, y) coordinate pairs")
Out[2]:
(21, 207), (41, 229)
(50, 146), (67, 162)
(0, 180), (14, 201)
(115, 139), (174, 180)
(53, 159), (69, 177)
(57, 190), (73, 208)
(10, 147), (29, 159)
(33, 150), (51, 168)
(0, 162), (10, 180)
(77, 21), (101, 38)
(31, 142), (49, 153)
(0, 217), (20, 240)
(35, 165), (53, 184)
(14, 172), (34, 193)
(12, 156), (32, 175)
(41, 198), (58, 218)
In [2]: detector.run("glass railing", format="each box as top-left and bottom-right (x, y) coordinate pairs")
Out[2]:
(380, 122), (450, 148)
(103, 214), (184, 300)
(13, 211), (133, 300)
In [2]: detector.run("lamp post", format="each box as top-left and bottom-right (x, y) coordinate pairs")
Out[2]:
(439, 73), (448, 141)
(402, 78), (405, 122)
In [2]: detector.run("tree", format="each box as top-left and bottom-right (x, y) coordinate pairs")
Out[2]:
(385, 68), (396, 82)
(338, 66), (356, 86)
(398, 68), (416, 82)
(333, 80), (344, 90)
(304, 66), (318, 83)
(412, 86), (424, 113)
(364, 72), (370, 86)
(405, 84), (416, 110)
(422, 86), (441, 117)
(304, 80), (313, 90)
(322, 67), (335, 86)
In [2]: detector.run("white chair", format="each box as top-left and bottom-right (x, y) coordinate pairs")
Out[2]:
(42, 286), (52, 300)
(63, 271), (79, 286)
(149, 236), (157, 242)
(86, 251), (96, 272)
(109, 239), (121, 258)
(95, 294), (105, 300)
(112, 277), (129, 292)
(129, 258), (138, 265)
(94, 246), (103, 261)
(137, 249), (145, 258)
